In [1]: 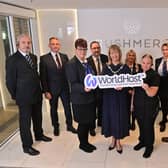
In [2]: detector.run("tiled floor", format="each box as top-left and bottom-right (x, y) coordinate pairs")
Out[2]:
(0, 101), (168, 168)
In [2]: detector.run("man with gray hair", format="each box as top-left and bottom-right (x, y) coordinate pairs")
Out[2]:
(6, 34), (52, 156)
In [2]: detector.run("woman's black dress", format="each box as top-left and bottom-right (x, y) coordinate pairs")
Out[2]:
(102, 64), (130, 139)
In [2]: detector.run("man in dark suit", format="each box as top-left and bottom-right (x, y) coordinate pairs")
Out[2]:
(87, 41), (108, 136)
(6, 34), (52, 156)
(40, 37), (77, 136)
(155, 43), (168, 135)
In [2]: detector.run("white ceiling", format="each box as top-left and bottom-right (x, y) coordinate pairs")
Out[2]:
(1, 0), (168, 9)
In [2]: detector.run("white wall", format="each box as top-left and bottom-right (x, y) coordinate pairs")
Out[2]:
(78, 8), (168, 62)
(37, 9), (78, 57)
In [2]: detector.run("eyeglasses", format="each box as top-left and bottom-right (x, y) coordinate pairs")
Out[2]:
(77, 48), (88, 51)
(91, 47), (100, 50)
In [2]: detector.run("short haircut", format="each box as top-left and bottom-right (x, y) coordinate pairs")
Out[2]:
(16, 34), (31, 47)
(142, 54), (153, 65)
(90, 41), (100, 48)
(161, 43), (168, 49)
(49, 37), (59, 43)
(75, 38), (87, 49)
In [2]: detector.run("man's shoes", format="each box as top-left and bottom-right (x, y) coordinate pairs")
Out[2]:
(87, 143), (97, 150)
(161, 137), (168, 142)
(134, 142), (145, 151)
(54, 128), (60, 136)
(90, 129), (96, 136)
(160, 124), (166, 132)
(35, 135), (52, 142)
(67, 126), (77, 134)
(143, 146), (153, 158)
(23, 147), (40, 156)
(79, 144), (94, 153)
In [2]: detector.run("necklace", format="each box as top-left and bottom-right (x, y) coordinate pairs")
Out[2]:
(107, 64), (124, 74)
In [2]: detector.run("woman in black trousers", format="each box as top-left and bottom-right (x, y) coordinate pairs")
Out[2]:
(134, 54), (160, 158)
(66, 38), (96, 153)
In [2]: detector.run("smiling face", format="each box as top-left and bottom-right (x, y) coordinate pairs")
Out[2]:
(48, 38), (61, 53)
(162, 45), (168, 59)
(17, 35), (32, 54)
(90, 42), (101, 57)
(141, 55), (153, 72)
(109, 48), (120, 64)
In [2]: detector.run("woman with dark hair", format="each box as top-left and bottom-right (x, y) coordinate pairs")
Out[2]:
(102, 44), (130, 154)
(125, 49), (141, 130)
(66, 38), (96, 153)
(134, 54), (160, 158)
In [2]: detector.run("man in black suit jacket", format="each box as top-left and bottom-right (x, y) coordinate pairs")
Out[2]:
(40, 37), (77, 136)
(6, 34), (52, 156)
(155, 43), (168, 139)
(87, 41), (108, 136)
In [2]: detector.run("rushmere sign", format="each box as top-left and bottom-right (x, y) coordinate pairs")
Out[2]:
(84, 73), (146, 89)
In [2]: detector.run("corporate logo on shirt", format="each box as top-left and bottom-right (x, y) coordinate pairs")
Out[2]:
(84, 73), (146, 89)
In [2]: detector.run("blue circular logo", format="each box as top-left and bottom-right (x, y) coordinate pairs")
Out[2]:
(84, 74), (97, 89)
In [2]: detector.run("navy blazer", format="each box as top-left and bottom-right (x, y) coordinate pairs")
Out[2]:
(6, 51), (42, 105)
(66, 56), (95, 105)
(40, 52), (69, 95)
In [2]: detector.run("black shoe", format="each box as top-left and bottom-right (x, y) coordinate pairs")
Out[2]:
(35, 135), (52, 142)
(23, 147), (40, 156)
(67, 126), (77, 134)
(143, 146), (153, 158)
(54, 128), (60, 136)
(160, 124), (166, 132)
(79, 144), (93, 153)
(87, 143), (97, 150)
(134, 142), (145, 151)
(161, 137), (168, 142)
(108, 140), (116, 150)
(90, 129), (96, 136)
(116, 145), (123, 154)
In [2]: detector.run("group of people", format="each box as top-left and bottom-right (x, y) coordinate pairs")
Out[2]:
(5, 34), (168, 159)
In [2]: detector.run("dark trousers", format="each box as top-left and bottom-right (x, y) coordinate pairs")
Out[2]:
(19, 101), (43, 149)
(159, 95), (168, 123)
(90, 94), (102, 129)
(137, 115), (156, 147)
(49, 89), (72, 129)
(78, 123), (92, 145)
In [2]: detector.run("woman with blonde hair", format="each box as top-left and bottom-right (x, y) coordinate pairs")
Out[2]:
(102, 44), (131, 154)
(125, 49), (141, 130)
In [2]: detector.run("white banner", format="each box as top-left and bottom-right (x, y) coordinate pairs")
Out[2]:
(84, 73), (146, 89)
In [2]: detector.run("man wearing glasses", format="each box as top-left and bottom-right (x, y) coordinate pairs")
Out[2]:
(87, 41), (108, 136)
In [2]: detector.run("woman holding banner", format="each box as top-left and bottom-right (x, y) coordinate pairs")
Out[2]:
(134, 54), (160, 158)
(102, 44), (131, 154)
(66, 38), (96, 153)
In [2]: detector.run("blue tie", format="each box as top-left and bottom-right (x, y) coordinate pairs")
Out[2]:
(25, 55), (34, 68)
(82, 63), (92, 75)
(162, 60), (167, 76)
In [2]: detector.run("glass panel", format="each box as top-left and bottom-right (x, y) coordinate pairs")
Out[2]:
(0, 15), (18, 145)
(13, 17), (30, 39)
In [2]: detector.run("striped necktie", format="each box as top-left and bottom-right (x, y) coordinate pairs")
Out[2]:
(25, 55), (34, 68)
(162, 60), (167, 76)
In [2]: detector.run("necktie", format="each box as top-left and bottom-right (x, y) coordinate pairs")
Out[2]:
(25, 55), (34, 68)
(162, 60), (167, 76)
(96, 58), (101, 75)
(55, 54), (61, 69)
(82, 63), (92, 75)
